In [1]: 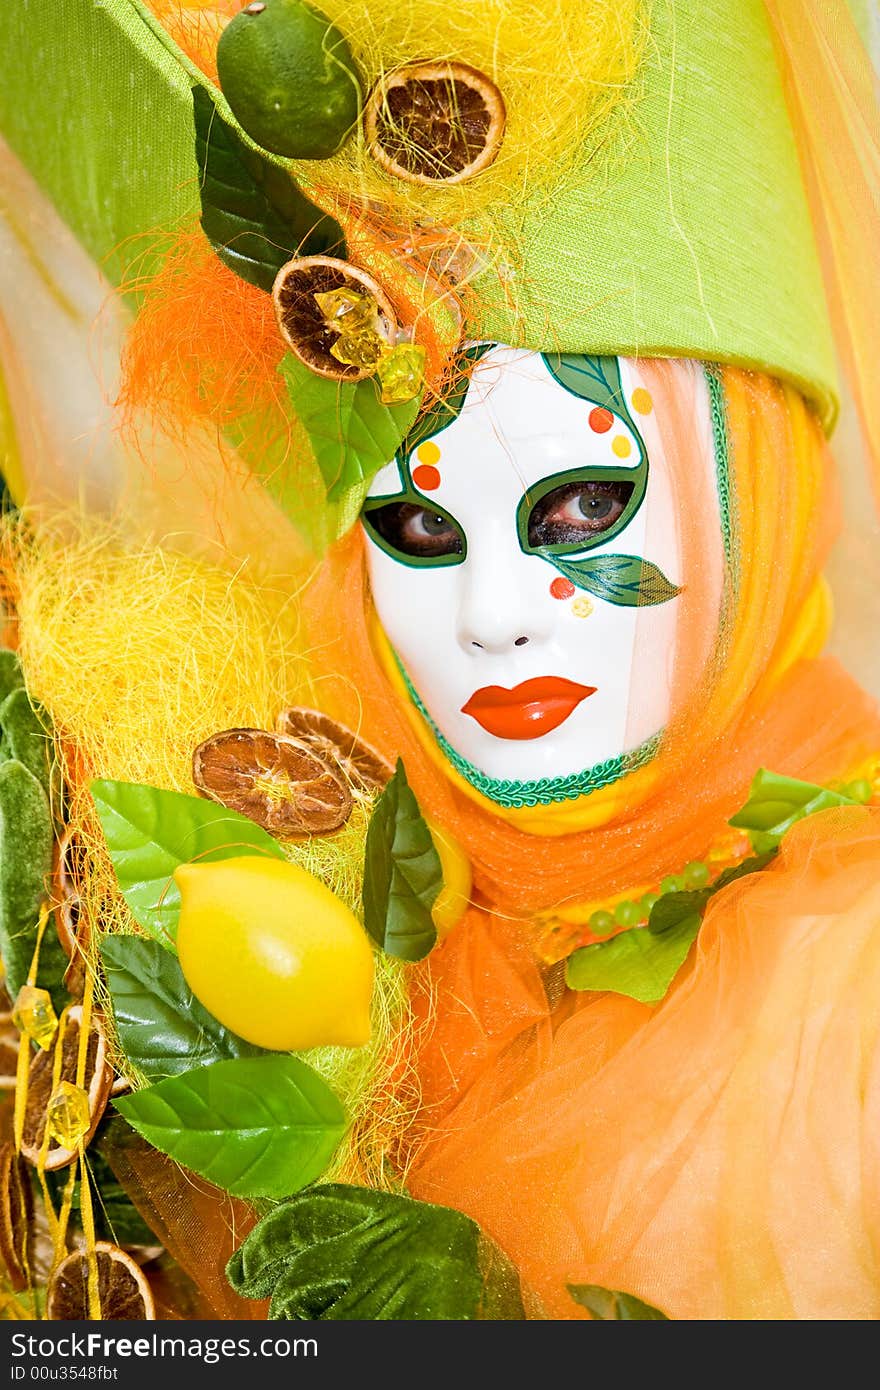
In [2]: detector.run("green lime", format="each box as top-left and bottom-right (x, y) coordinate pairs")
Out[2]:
(216, 0), (363, 160)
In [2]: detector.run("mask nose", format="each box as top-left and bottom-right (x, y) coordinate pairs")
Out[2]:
(456, 532), (555, 655)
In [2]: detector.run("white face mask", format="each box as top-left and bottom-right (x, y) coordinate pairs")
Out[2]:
(362, 346), (724, 799)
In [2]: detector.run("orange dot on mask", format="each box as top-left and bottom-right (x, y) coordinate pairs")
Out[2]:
(589, 407), (614, 433)
(550, 577), (576, 600)
(412, 464), (441, 491)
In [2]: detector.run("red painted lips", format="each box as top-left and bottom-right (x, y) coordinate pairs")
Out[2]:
(461, 676), (596, 740)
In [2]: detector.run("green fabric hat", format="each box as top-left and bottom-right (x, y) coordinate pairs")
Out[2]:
(0, 0), (836, 425)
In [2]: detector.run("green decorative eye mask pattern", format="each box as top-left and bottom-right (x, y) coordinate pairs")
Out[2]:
(361, 349), (682, 607)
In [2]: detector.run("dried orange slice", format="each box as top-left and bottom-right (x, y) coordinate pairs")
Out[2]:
(0, 984), (12, 1027)
(47, 1241), (155, 1320)
(192, 728), (352, 836)
(365, 61), (506, 186)
(0, 1141), (33, 1292)
(276, 707), (393, 793)
(273, 255), (398, 381)
(19, 1006), (113, 1171)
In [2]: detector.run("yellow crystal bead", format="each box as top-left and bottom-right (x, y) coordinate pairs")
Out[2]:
(314, 287), (375, 331)
(46, 1081), (91, 1149)
(375, 343), (427, 404)
(329, 328), (387, 370)
(12, 985), (58, 1051)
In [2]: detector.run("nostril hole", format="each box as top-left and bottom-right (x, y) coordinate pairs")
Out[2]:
(514, 636), (529, 647)
(471, 641), (484, 649)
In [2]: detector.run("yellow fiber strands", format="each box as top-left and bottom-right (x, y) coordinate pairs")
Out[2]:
(4, 515), (422, 1186)
(304, 0), (646, 250)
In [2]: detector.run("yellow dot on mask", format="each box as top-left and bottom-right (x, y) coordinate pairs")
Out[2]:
(631, 388), (653, 414)
(612, 436), (632, 458)
(572, 596), (594, 618)
(417, 441), (441, 466)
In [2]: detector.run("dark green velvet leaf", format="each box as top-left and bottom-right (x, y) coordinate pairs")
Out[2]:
(227, 1184), (488, 1320)
(0, 688), (51, 800)
(0, 759), (67, 1008)
(0, 649), (24, 705)
(568, 1283), (669, 1320)
(193, 86), (345, 293)
(648, 851), (778, 936)
(551, 553), (682, 608)
(728, 767), (856, 853)
(279, 354), (420, 502)
(115, 1056), (347, 1199)
(100, 934), (262, 1082)
(362, 759), (441, 962)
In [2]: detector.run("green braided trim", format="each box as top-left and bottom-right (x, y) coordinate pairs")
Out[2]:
(398, 662), (661, 808)
(705, 365), (735, 573)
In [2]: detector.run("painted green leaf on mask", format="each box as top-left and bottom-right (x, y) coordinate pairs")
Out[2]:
(193, 86), (345, 293)
(100, 934), (262, 1082)
(362, 759), (441, 962)
(115, 1055), (347, 1200)
(728, 767), (858, 854)
(542, 354), (638, 433)
(227, 1184), (506, 1320)
(568, 1283), (670, 1320)
(397, 343), (494, 467)
(90, 779), (285, 947)
(550, 553), (682, 607)
(279, 354), (421, 503)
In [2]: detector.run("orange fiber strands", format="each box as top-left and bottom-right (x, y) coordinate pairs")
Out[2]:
(118, 229), (287, 442)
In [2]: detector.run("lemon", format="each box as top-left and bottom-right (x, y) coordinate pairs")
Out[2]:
(428, 822), (472, 939)
(216, 0), (362, 159)
(175, 856), (374, 1051)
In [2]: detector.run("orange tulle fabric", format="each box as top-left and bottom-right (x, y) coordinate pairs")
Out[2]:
(407, 805), (880, 1319)
(305, 363), (879, 921)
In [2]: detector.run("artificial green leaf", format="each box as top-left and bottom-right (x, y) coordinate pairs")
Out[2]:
(115, 1056), (347, 1200)
(90, 779), (285, 946)
(193, 86), (345, 293)
(568, 1283), (669, 1320)
(0, 759), (67, 1008)
(551, 553), (682, 608)
(729, 767), (856, 853)
(279, 354), (421, 502)
(0, 649), (24, 705)
(0, 688), (51, 799)
(100, 934), (262, 1081)
(648, 851), (777, 936)
(565, 917), (700, 1004)
(362, 759), (441, 962)
(227, 1184), (493, 1320)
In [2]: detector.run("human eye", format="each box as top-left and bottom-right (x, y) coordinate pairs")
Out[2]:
(362, 500), (465, 562)
(526, 479), (634, 549)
